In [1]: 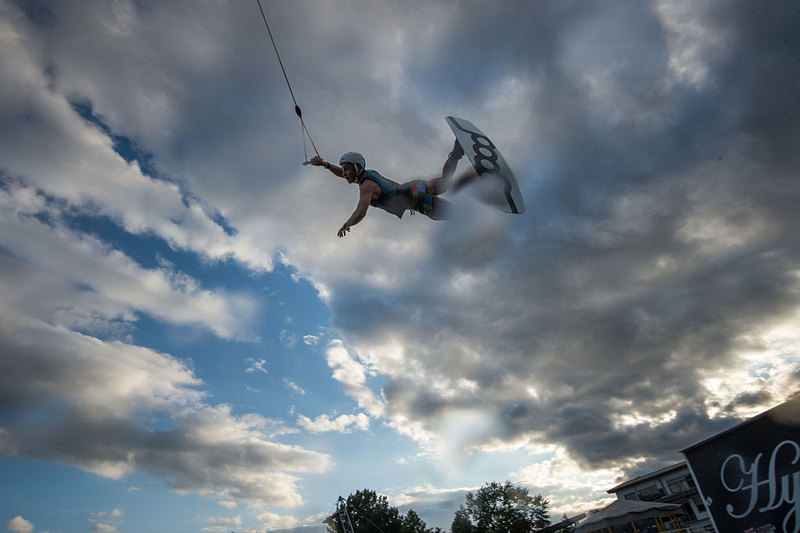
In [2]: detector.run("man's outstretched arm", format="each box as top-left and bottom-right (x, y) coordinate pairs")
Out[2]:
(338, 180), (380, 238)
(309, 155), (344, 178)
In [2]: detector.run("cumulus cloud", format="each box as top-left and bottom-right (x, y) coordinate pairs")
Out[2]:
(4, 516), (34, 533)
(0, 312), (328, 506)
(89, 509), (124, 533)
(217, 501), (237, 509)
(0, 311), (203, 428)
(297, 413), (370, 434)
(0, 184), (259, 341)
(0, 7), (275, 274)
(510, 447), (622, 515)
(201, 516), (242, 532)
(325, 341), (385, 417)
(256, 511), (300, 531)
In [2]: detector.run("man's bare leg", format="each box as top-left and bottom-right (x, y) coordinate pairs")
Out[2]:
(431, 140), (465, 195)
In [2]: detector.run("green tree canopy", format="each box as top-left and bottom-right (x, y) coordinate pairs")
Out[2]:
(325, 489), (437, 533)
(402, 509), (431, 533)
(452, 481), (550, 533)
(451, 506), (474, 533)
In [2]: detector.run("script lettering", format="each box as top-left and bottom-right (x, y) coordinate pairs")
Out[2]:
(719, 440), (800, 533)
(722, 452), (763, 518)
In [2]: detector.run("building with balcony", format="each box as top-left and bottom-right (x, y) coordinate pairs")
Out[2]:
(606, 461), (712, 531)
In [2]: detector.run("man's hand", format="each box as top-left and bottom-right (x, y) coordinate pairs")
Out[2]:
(335, 175), (377, 238)
(309, 155), (325, 166)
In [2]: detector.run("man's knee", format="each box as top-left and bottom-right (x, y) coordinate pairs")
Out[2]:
(430, 176), (450, 195)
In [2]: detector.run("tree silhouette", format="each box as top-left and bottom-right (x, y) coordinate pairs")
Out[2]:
(325, 489), (436, 533)
(454, 481), (550, 533)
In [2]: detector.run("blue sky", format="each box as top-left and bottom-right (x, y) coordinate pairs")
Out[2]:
(2, 1), (800, 532)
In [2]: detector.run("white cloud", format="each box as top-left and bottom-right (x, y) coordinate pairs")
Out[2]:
(699, 314), (800, 419)
(245, 358), (269, 375)
(88, 510), (124, 533)
(217, 501), (237, 509)
(256, 511), (299, 531)
(511, 446), (622, 494)
(254, 510), (329, 532)
(0, 11), (275, 274)
(283, 379), (306, 395)
(0, 311), (327, 507)
(325, 340), (385, 417)
(297, 413), (370, 434)
(0, 310), (203, 425)
(0, 184), (259, 341)
(201, 516), (242, 532)
(4, 516), (34, 533)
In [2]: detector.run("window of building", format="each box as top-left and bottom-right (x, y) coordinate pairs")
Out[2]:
(638, 484), (665, 501)
(667, 476), (694, 494)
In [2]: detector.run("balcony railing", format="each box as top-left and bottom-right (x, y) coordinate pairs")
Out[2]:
(659, 525), (715, 533)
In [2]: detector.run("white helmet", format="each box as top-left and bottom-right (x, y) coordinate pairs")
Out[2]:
(339, 152), (366, 174)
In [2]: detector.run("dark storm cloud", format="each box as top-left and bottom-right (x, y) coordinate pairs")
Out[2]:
(327, 0), (800, 477)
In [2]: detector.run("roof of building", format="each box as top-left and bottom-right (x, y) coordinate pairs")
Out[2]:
(607, 461), (688, 494)
(575, 500), (684, 533)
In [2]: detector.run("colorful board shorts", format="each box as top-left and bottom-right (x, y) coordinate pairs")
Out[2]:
(409, 181), (434, 217)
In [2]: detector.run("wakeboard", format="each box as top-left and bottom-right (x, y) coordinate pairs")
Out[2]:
(445, 116), (525, 214)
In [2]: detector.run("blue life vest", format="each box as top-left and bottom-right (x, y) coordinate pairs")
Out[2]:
(358, 170), (397, 196)
(358, 170), (408, 218)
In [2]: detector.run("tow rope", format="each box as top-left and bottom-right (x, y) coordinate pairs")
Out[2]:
(255, 0), (320, 165)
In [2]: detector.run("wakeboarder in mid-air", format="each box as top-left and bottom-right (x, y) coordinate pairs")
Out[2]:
(253, 5), (524, 235)
(309, 116), (525, 238)
(309, 140), (470, 238)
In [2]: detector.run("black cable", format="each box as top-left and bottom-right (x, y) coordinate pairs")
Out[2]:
(255, 0), (320, 162)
